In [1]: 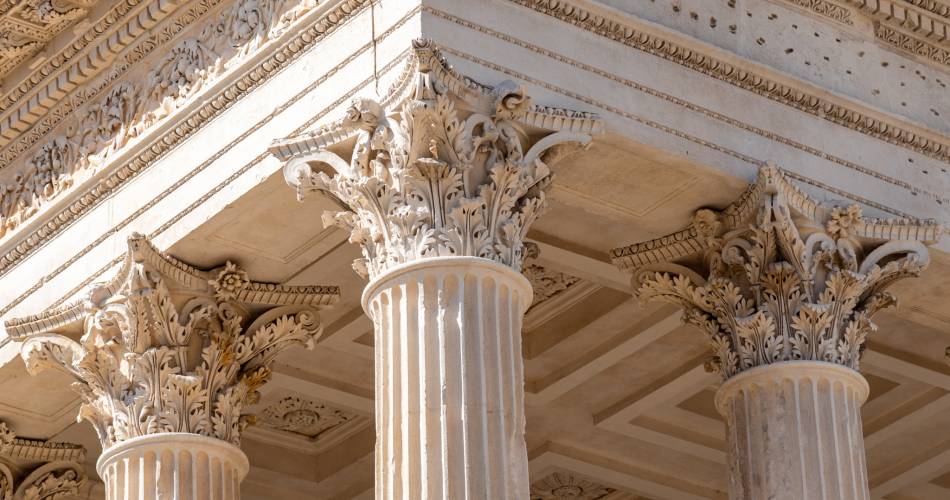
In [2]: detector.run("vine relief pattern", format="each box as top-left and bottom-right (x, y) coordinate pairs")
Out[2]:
(276, 39), (602, 278)
(613, 165), (940, 379)
(10, 234), (339, 449)
(0, 419), (88, 500)
(260, 396), (358, 439)
(0, 0), (322, 241)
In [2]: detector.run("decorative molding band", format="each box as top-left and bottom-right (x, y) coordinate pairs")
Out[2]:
(875, 22), (950, 67)
(425, 8), (949, 208)
(848, 0), (950, 38)
(0, 0), (342, 246)
(0, 0), (219, 167)
(0, 45), (412, 323)
(506, 0), (950, 163)
(901, 0), (950, 19)
(0, 0), (179, 145)
(780, 0), (856, 25)
(0, 0), (377, 280)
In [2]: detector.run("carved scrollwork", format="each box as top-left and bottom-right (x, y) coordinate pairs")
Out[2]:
(613, 165), (941, 379)
(275, 39), (602, 278)
(0, 0), (329, 242)
(9, 234), (339, 449)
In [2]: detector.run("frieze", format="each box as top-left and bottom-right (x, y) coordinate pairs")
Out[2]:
(0, 4), (411, 322)
(0, 0), (368, 275)
(0, 0), (328, 242)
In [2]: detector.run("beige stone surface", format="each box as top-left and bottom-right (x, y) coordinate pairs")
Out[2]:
(0, 0), (947, 498)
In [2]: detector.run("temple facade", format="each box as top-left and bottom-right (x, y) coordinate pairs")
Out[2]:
(0, 0), (948, 499)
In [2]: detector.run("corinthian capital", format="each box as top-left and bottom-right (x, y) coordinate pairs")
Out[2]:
(611, 164), (942, 379)
(5, 234), (340, 449)
(270, 39), (603, 279)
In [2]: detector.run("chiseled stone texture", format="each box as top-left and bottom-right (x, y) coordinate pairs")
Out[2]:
(363, 257), (533, 499)
(716, 361), (870, 500)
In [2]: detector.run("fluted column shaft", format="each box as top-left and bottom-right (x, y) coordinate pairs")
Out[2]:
(363, 257), (532, 500)
(715, 361), (870, 500)
(97, 434), (248, 500)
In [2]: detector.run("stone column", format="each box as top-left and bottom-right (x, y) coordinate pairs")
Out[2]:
(273, 40), (601, 500)
(610, 165), (941, 500)
(717, 361), (869, 499)
(364, 258), (531, 498)
(7, 234), (340, 500)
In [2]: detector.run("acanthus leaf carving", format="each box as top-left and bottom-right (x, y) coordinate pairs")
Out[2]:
(275, 39), (602, 278)
(0, 419), (88, 500)
(614, 164), (940, 379)
(9, 234), (339, 449)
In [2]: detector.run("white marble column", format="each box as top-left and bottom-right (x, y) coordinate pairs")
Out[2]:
(98, 434), (248, 500)
(276, 40), (601, 500)
(10, 234), (339, 500)
(716, 361), (870, 500)
(364, 258), (532, 499)
(611, 166), (940, 500)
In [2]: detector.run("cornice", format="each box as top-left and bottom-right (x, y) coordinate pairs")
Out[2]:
(0, 1), (103, 83)
(0, 0), (375, 279)
(507, 0), (950, 162)
(0, 11), (415, 324)
(0, 0), (181, 145)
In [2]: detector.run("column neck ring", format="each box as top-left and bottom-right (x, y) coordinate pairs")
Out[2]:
(360, 256), (533, 314)
(715, 360), (870, 416)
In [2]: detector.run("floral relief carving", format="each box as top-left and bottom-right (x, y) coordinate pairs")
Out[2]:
(20, 468), (84, 500)
(277, 39), (602, 278)
(613, 165), (940, 379)
(0, 0), (326, 242)
(781, 0), (854, 25)
(0, 420), (88, 500)
(524, 264), (582, 309)
(9, 234), (339, 449)
(260, 397), (358, 438)
(530, 472), (616, 500)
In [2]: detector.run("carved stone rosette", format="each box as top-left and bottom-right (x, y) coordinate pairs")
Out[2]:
(6, 233), (340, 499)
(272, 39), (602, 500)
(611, 164), (942, 500)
